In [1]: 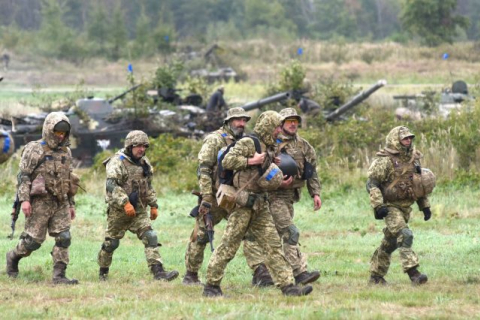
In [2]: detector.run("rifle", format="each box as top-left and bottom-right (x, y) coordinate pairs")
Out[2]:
(192, 191), (214, 252)
(8, 194), (21, 240)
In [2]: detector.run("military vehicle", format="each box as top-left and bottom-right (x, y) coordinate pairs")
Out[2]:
(394, 80), (475, 120)
(1, 79), (386, 166)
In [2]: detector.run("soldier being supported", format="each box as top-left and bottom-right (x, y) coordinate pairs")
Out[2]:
(183, 107), (274, 287)
(367, 126), (434, 285)
(244, 108), (322, 286)
(6, 112), (79, 284)
(97, 130), (178, 281)
(203, 111), (313, 297)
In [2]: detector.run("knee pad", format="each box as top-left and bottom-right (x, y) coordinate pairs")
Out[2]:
(55, 230), (71, 248)
(287, 224), (300, 245)
(398, 228), (414, 248)
(102, 238), (120, 253)
(21, 234), (41, 252)
(141, 230), (158, 248)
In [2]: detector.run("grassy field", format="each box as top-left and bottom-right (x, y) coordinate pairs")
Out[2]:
(0, 182), (479, 319)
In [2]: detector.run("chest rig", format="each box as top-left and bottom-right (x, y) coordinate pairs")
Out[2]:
(381, 153), (420, 202)
(33, 142), (72, 202)
(120, 156), (150, 209)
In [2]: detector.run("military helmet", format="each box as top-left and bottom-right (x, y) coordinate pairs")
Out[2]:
(257, 163), (284, 191)
(224, 107), (251, 123)
(0, 130), (14, 164)
(54, 120), (71, 132)
(124, 130), (149, 148)
(280, 108), (302, 123)
(421, 168), (436, 195)
(398, 126), (415, 140)
(278, 152), (298, 177)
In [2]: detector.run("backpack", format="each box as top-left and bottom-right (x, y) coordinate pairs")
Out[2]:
(217, 134), (262, 186)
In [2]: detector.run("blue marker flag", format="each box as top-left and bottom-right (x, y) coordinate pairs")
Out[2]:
(442, 53), (449, 60)
(127, 63), (133, 73)
(164, 35), (169, 42)
(297, 47), (303, 56)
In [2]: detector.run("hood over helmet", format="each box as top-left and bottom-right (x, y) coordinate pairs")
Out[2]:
(42, 112), (71, 149)
(385, 126), (415, 155)
(124, 130), (150, 149)
(254, 111), (282, 146)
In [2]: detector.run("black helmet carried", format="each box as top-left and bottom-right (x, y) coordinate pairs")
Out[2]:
(54, 120), (71, 132)
(278, 152), (298, 177)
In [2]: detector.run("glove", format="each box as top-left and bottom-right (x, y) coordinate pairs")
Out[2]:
(374, 206), (389, 220)
(124, 202), (136, 217)
(423, 207), (431, 221)
(150, 207), (158, 220)
(199, 201), (211, 215)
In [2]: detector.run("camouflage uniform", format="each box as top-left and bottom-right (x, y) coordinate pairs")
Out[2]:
(185, 108), (263, 284)
(97, 130), (178, 281)
(6, 112), (78, 284)
(204, 111), (313, 297)
(367, 126), (430, 283)
(244, 108), (321, 282)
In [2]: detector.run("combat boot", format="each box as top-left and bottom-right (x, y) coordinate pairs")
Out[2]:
(151, 264), (179, 281)
(369, 274), (387, 285)
(294, 270), (320, 285)
(203, 284), (223, 297)
(281, 284), (313, 296)
(99, 267), (109, 281)
(252, 264), (274, 287)
(407, 267), (428, 285)
(182, 271), (202, 285)
(52, 262), (79, 285)
(6, 251), (22, 278)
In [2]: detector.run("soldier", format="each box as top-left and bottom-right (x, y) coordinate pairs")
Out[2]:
(203, 110), (313, 297)
(366, 126), (431, 285)
(6, 112), (78, 284)
(184, 107), (273, 286)
(206, 86), (227, 113)
(97, 130), (178, 281)
(244, 108), (322, 286)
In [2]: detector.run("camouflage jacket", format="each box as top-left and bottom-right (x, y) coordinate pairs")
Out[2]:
(17, 112), (75, 206)
(105, 149), (157, 209)
(367, 127), (430, 210)
(276, 132), (321, 197)
(197, 125), (236, 198)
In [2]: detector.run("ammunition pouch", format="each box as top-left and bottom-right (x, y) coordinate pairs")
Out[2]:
(30, 174), (48, 196)
(216, 184), (237, 211)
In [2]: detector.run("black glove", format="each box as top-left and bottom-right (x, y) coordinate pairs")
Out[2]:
(374, 206), (389, 220)
(423, 207), (431, 221)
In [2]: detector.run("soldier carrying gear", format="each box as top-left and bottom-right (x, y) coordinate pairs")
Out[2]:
(203, 110), (313, 298)
(366, 126), (432, 286)
(245, 107), (322, 287)
(183, 107), (272, 287)
(97, 130), (178, 282)
(6, 112), (79, 285)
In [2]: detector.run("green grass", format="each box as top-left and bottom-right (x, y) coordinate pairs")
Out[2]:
(0, 184), (479, 319)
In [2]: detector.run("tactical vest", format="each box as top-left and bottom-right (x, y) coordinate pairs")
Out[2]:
(232, 138), (274, 193)
(119, 156), (151, 209)
(31, 141), (72, 202)
(381, 153), (421, 202)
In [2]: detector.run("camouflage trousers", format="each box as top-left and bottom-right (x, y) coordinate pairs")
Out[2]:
(206, 197), (294, 288)
(185, 203), (260, 274)
(98, 206), (162, 268)
(13, 196), (71, 265)
(243, 189), (307, 276)
(370, 206), (419, 276)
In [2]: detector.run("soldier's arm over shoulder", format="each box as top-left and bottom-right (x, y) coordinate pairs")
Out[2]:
(222, 138), (255, 170)
(17, 142), (44, 202)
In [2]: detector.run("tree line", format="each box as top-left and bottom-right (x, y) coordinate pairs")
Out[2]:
(0, 0), (477, 61)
